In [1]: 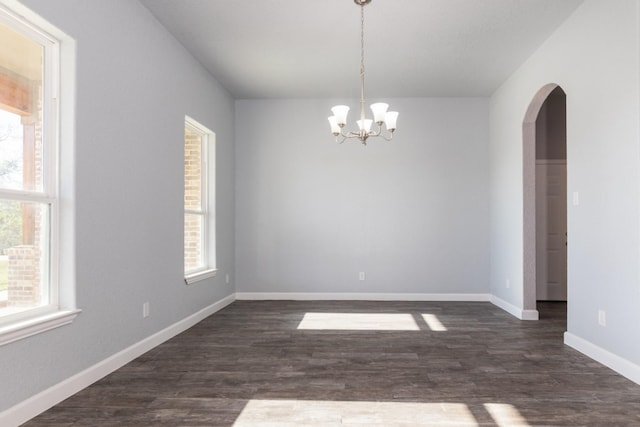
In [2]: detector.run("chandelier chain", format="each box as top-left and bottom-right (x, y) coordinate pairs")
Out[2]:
(359, 3), (366, 125)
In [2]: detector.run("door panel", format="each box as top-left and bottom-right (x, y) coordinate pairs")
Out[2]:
(535, 161), (567, 301)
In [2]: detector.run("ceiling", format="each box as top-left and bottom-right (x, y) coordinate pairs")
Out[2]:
(140, 0), (584, 99)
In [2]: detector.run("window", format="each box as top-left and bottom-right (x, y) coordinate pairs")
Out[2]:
(0, 3), (78, 345)
(184, 116), (216, 284)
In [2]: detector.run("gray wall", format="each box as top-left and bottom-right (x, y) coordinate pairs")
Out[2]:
(0, 0), (235, 411)
(490, 0), (640, 366)
(235, 98), (490, 295)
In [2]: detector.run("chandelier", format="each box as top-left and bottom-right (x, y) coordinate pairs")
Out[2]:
(328, 0), (398, 145)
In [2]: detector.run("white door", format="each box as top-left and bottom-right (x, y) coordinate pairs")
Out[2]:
(535, 160), (567, 301)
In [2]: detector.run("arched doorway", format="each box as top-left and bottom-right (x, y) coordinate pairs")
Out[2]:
(523, 84), (567, 317)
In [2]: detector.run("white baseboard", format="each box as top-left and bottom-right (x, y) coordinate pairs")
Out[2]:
(520, 309), (539, 320)
(235, 292), (491, 302)
(0, 293), (236, 427)
(564, 332), (640, 385)
(490, 295), (539, 320)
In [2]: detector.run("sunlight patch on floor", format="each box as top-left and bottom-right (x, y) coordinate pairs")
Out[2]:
(233, 399), (479, 426)
(422, 313), (448, 331)
(484, 403), (531, 426)
(297, 313), (420, 331)
(297, 312), (449, 331)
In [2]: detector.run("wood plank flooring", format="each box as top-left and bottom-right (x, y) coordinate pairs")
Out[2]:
(23, 301), (640, 426)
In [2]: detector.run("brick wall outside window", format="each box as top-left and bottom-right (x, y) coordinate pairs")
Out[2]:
(184, 127), (203, 272)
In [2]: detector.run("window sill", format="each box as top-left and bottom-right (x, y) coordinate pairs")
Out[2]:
(185, 268), (218, 285)
(0, 308), (82, 346)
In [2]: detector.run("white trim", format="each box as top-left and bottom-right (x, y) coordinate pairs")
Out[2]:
(184, 116), (216, 273)
(490, 295), (539, 320)
(184, 268), (218, 285)
(235, 292), (491, 302)
(520, 309), (539, 320)
(0, 1), (68, 330)
(565, 332), (640, 385)
(0, 294), (235, 427)
(0, 190), (56, 202)
(0, 309), (81, 346)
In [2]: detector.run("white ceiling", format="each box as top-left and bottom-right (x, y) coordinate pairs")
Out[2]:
(140, 0), (584, 99)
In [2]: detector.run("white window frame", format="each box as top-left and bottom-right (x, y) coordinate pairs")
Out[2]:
(0, 2), (79, 346)
(184, 116), (216, 284)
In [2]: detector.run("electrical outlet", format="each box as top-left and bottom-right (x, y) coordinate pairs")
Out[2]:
(143, 302), (150, 318)
(598, 309), (606, 326)
(506, 279), (510, 289)
(359, 272), (365, 281)
(225, 274), (230, 284)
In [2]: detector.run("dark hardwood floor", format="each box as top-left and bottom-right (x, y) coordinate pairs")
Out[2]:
(24, 301), (640, 426)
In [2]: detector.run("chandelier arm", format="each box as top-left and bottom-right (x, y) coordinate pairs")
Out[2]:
(336, 127), (367, 143)
(341, 130), (368, 145)
(367, 124), (394, 141)
(336, 128), (356, 144)
(335, 134), (348, 144)
(336, 124), (393, 143)
(364, 124), (382, 138)
(379, 132), (394, 142)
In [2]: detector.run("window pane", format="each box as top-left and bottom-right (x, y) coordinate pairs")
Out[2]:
(0, 199), (49, 315)
(184, 213), (203, 272)
(0, 22), (45, 193)
(184, 127), (202, 210)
